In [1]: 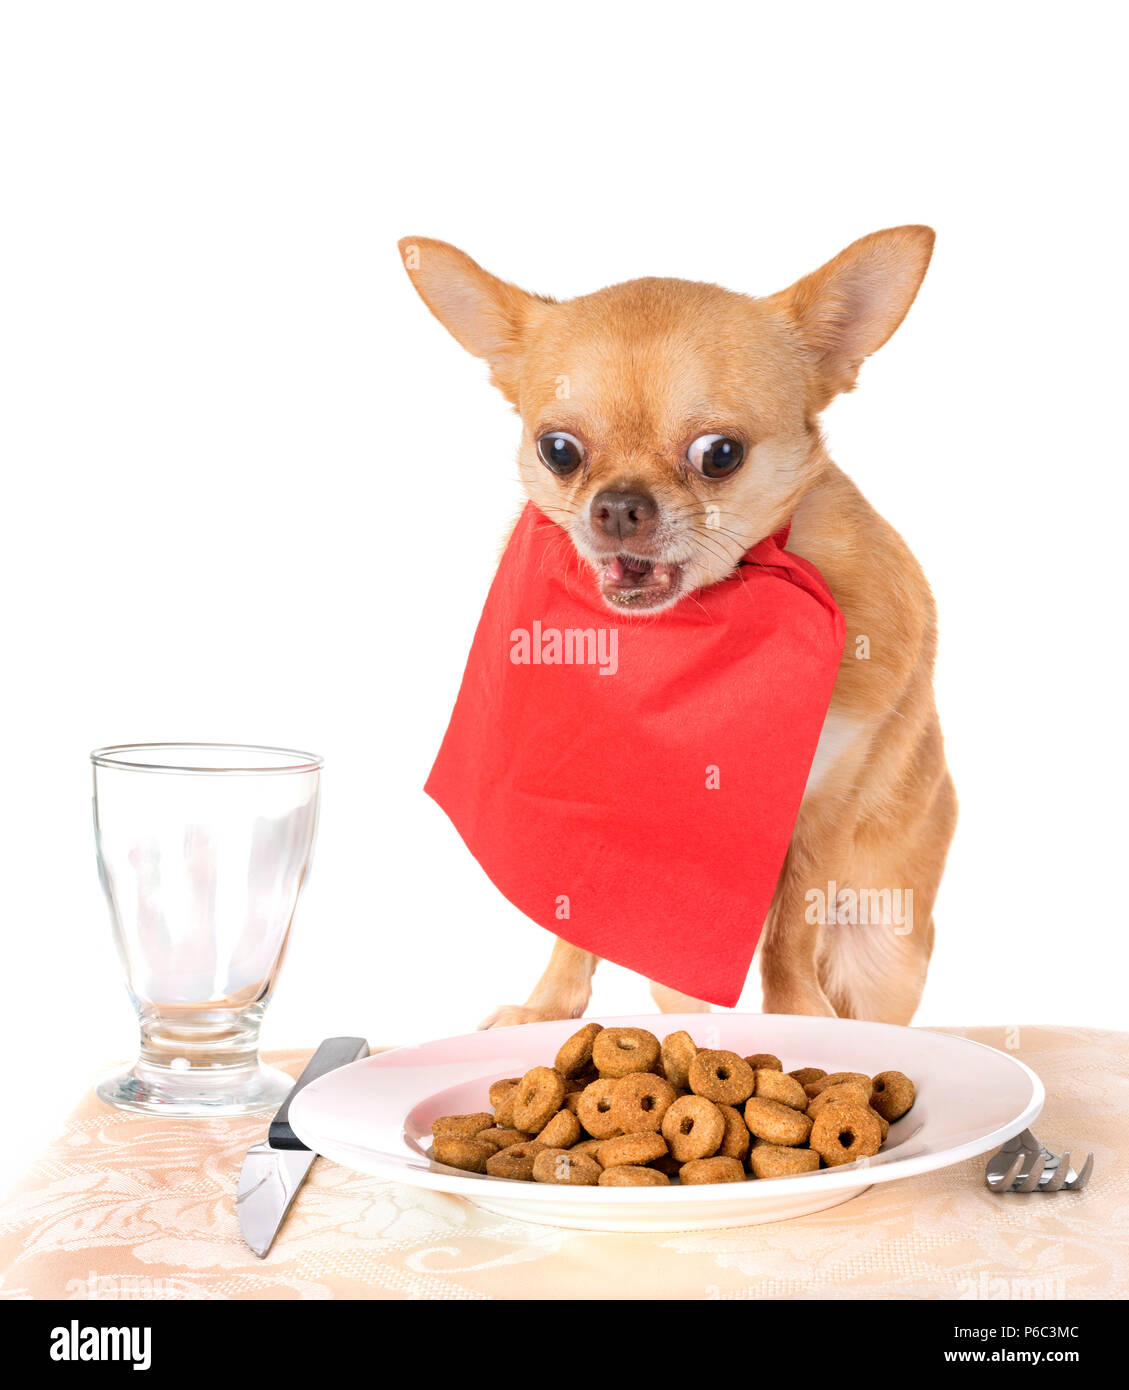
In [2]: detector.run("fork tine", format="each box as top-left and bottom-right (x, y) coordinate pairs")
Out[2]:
(1066, 1153), (1094, 1192)
(1017, 1153), (1046, 1193)
(1041, 1153), (1068, 1192)
(990, 1151), (1025, 1192)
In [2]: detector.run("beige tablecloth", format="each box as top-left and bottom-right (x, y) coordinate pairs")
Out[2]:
(0, 1025), (1125, 1300)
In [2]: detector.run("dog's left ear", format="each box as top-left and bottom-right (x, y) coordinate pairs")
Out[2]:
(767, 226), (934, 408)
(397, 237), (545, 403)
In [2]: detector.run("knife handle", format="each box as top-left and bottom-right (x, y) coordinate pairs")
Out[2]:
(268, 1036), (370, 1150)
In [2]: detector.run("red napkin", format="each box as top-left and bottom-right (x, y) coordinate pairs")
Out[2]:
(426, 502), (844, 1006)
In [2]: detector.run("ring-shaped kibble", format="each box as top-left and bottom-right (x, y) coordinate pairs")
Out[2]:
(743, 1096), (813, 1147)
(749, 1144), (821, 1179)
(493, 1091), (518, 1129)
(868, 1106), (890, 1142)
(610, 1071), (678, 1133)
(599, 1164), (670, 1187)
(570, 1137), (606, 1160)
(805, 1071), (871, 1099)
(743, 1053), (783, 1072)
(433, 1135), (495, 1173)
(716, 1103), (751, 1163)
(592, 1027), (661, 1078)
(596, 1132), (668, 1168)
(511, 1066), (567, 1134)
(576, 1078), (623, 1138)
(554, 1022), (603, 1078)
(537, 1108), (581, 1149)
(678, 1156), (746, 1185)
(660, 1030), (698, 1089)
(870, 1070), (915, 1122)
(475, 1127), (529, 1150)
(532, 1148), (602, 1186)
(788, 1067), (826, 1088)
(488, 1078), (520, 1108)
(752, 1068), (809, 1110)
(807, 1080), (872, 1118)
(809, 1103), (883, 1167)
(660, 1095), (725, 1161)
(688, 1049), (755, 1105)
(485, 1140), (544, 1180)
(432, 1112), (494, 1139)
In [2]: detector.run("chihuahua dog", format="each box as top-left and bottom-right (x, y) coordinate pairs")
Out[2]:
(400, 227), (957, 1027)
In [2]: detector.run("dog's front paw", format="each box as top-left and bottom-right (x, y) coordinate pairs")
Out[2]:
(478, 1004), (577, 1030)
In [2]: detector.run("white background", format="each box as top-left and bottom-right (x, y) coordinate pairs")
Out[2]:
(2, 2), (1126, 1194)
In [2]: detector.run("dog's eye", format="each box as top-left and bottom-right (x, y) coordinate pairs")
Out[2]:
(536, 432), (585, 476)
(687, 435), (744, 479)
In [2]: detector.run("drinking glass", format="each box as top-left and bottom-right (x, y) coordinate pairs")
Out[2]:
(92, 743), (322, 1115)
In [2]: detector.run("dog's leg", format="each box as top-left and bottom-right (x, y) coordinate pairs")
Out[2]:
(649, 981), (711, 1013)
(479, 937), (600, 1030)
(758, 840), (839, 1018)
(817, 768), (956, 1024)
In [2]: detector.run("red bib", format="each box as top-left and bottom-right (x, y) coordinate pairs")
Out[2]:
(426, 503), (844, 1006)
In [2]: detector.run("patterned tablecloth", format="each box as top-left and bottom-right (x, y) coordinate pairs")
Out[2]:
(0, 1025), (1125, 1301)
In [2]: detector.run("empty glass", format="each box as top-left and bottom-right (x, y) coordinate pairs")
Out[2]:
(92, 743), (322, 1115)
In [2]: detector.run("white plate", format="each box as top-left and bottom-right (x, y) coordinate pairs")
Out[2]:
(288, 1014), (1043, 1232)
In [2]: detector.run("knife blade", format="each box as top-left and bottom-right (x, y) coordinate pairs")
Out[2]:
(237, 1036), (369, 1257)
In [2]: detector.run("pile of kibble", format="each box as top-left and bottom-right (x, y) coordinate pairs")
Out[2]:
(429, 1023), (915, 1186)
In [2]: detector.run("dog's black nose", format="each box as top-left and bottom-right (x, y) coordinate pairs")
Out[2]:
(591, 489), (657, 541)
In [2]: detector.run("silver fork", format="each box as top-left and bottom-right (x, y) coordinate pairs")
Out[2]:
(985, 1128), (1094, 1193)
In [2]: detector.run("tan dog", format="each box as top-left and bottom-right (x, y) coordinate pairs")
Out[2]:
(400, 228), (956, 1027)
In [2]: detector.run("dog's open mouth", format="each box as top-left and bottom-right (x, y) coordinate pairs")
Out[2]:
(598, 553), (683, 609)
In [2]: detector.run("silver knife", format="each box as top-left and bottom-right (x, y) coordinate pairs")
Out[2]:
(236, 1036), (369, 1258)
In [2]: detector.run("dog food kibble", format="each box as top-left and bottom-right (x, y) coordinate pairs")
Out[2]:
(476, 1126), (530, 1150)
(429, 1030), (916, 1187)
(592, 1026), (661, 1078)
(571, 1137), (606, 1159)
(688, 1049), (756, 1105)
(600, 1163), (671, 1186)
(432, 1112), (494, 1138)
(493, 1091), (519, 1128)
(870, 1070), (916, 1122)
(807, 1080), (872, 1118)
(679, 1155), (746, 1185)
(488, 1078), (520, 1108)
(805, 1071), (872, 1098)
(744, 1096), (813, 1147)
(716, 1103), (752, 1163)
(433, 1134), (496, 1172)
(744, 1053), (783, 1072)
(511, 1066), (567, 1133)
(555, 1022), (604, 1078)
(575, 1077), (623, 1138)
(485, 1141), (544, 1180)
(661, 1095), (726, 1161)
(532, 1148), (602, 1186)
(660, 1030), (698, 1088)
(809, 1103), (884, 1166)
(596, 1132), (668, 1168)
(537, 1108), (582, 1149)
(751, 1068), (808, 1110)
(611, 1071), (678, 1133)
(750, 1144), (822, 1179)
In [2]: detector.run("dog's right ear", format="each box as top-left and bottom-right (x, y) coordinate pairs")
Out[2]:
(398, 237), (545, 402)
